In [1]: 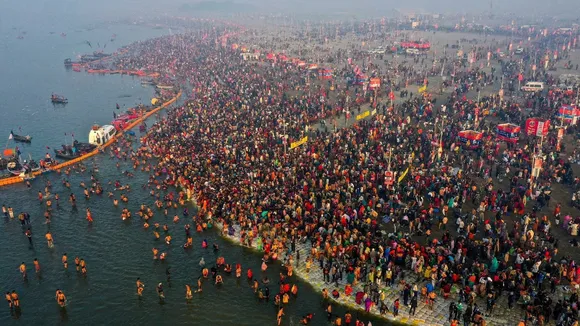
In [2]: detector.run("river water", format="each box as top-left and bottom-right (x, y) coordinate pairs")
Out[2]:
(0, 8), (388, 326)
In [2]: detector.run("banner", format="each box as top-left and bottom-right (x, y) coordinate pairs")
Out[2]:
(525, 118), (550, 136)
(369, 78), (381, 89)
(356, 110), (370, 120)
(290, 136), (308, 149)
(496, 123), (521, 143)
(418, 85), (427, 93)
(557, 105), (580, 121)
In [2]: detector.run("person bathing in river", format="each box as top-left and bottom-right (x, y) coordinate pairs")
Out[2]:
(19, 262), (26, 280)
(185, 284), (193, 300)
(45, 231), (53, 248)
(195, 277), (203, 293)
(136, 278), (144, 296)
(86, 208), (93, 223)
(156, 283), (164, 299)
(55, 289), (66, 307)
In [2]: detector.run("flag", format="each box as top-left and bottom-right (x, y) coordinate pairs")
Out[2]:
(398, 166), (410, 183)
(9, 131), (13, 140)
(418, 85), (427, 93)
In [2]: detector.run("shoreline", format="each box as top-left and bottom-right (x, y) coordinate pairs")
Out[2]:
(213, 221), (428, 326)
(0, 89), (181, 188)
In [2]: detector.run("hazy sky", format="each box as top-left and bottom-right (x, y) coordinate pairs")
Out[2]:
(2, 0), (579, 31)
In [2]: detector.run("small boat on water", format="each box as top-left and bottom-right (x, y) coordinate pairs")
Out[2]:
(80, 52), (111, 63)
(156, 85), (174, 90)
(64, 58), (81, 67)
(10, 131), (32, 143)
(141, 79), (156, 86)
(54, 141), (97, 160)
(7, 159), (40, 176)
(51, 94), (68, 104)
(88, 124), (116, 146)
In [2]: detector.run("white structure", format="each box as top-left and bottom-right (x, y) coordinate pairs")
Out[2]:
(88, 124), (116, 146)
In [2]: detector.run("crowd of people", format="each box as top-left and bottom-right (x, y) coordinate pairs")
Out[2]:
(4, 18), (580, 326)
(105, 20), (580, 325)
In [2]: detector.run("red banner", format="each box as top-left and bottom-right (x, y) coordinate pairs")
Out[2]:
(400, 42), (431, 49)
(369, 78), (381, 89)
(525, 118), (550, 136)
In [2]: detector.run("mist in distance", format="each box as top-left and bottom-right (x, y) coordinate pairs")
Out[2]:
(2, 0), (580, 32)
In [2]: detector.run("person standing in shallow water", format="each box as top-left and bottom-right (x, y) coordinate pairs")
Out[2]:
(136, 278), (144, 297)
(25, 229), (32, 245)
(55, 289), (66, 307)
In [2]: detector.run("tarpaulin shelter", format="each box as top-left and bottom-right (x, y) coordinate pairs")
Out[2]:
(496, 123), (521, 143)
(457, 130), (483, 149)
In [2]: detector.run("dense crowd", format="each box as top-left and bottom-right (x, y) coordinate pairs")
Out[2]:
(111, 21), (580, 326)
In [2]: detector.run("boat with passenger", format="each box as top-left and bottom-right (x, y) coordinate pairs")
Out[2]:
(7, 159), (40, 176)
(54, 141), (97, 160)
(51, 94), (68, 104)
(10, 131), (32, 143)
(88, 124), (116, 146)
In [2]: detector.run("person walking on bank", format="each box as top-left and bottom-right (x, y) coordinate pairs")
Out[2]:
(409, 295), (417, 316)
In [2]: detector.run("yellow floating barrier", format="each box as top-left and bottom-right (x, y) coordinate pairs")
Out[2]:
(0, 91), (181, 188)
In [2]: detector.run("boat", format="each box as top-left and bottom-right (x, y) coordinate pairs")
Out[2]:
(156, 85), (174, 90)
(64, 58), (81, 67)
(7, 159), (40, 176)
(54, 142), (96, 160)
(80, 52), (111, 63)
(51, 94), (68, 104)
(141, 79), (157, 86)
(11, 132), (32, 143)
(88, 124), (116, 146)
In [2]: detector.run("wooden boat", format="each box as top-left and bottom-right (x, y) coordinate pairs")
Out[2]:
(11, 133), (32, 143)
(7, 159), (40, 176)
(51, 94), (68, 104)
